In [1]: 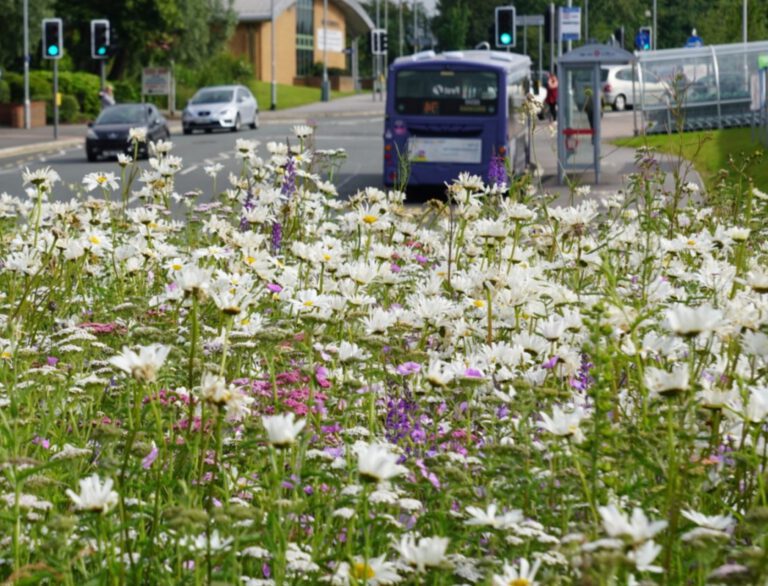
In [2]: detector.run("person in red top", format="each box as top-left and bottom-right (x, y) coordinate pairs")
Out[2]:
(546, 73), (559, 122)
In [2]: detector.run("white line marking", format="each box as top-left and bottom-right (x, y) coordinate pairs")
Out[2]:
(180, 164), (199, 176)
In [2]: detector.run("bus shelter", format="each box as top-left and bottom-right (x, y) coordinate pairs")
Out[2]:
(635, 41), (768, 134)
(557, 43), (635, 184)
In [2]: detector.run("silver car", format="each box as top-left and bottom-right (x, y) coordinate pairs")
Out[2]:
(182, 85), (259, 134)
(601, 65), (668, 111)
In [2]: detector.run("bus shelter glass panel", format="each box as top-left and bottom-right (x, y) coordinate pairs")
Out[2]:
(637, 41), (768, 133)
(562, 67), (596, 168)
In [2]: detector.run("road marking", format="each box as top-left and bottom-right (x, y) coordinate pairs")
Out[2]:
(180, 164), (199, 176)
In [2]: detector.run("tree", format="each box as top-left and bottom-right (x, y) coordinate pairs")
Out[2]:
(0, 0), (56, 71)
(52, 0), (236, 79)
(433, 0), (470, 51)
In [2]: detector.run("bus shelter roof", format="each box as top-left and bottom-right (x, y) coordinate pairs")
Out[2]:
(557, 43), (635, 66)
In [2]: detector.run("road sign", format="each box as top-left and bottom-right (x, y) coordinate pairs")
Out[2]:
(518, 15), (545, 27)
(685, 35), (703, 48)
(559, 7), (581, 42)
(317, 28), (344, 52)
(142, 67), (171, 96)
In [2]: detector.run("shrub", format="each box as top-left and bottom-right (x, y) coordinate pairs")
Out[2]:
(0, 79), (9, 103)
(59, 94), (80, 122)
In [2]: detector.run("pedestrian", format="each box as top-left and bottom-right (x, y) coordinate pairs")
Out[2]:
(99, 85), (115, 109)
(546, 72), (558, 122)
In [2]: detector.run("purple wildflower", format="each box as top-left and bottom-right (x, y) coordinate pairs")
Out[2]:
(271, 221), (282, 253)
(396, 361), (421, 376)
(281, 157), (296, 197)
(142, 444), (159, 469)
(488, 155), (507, 187)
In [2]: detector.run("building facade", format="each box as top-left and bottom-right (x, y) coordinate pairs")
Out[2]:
(230, 0), (373, 85)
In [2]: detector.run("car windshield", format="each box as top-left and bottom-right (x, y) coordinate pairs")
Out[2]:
(96, 105), (147, 125)
(190, 90), (234, 105)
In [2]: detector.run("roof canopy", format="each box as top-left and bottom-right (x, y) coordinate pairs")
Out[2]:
(558, 43), (635, 66)
(233, 0), (374, 36)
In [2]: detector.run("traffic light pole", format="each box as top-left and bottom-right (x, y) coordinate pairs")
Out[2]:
(53, 60), (59, 140)
(23, 0), (30, 129)
(100, 60), (106, 93)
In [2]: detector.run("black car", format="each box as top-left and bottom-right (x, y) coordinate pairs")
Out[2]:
(85, 103), (171, 162)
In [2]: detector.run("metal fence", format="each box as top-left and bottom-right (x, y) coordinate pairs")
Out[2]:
(633, 40), (768, 135)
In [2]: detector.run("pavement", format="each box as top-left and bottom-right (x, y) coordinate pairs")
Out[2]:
(0, 94), (702, 201)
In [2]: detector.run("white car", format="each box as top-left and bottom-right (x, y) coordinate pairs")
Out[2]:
(601, 65), (668, 111)
(182, 85), (259, 134)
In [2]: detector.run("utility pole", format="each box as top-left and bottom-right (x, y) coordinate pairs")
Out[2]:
(399, 0), (404, 56)
(23, 0), (30, 129)
(653, 0), (657, 50)
(321, 0), (330, 101)
(413, 1), (419, 53)
(270, 0), (277, 109)
(743, 0), (748, 43)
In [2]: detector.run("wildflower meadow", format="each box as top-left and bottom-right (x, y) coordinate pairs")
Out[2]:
(0, 126), (767, 586)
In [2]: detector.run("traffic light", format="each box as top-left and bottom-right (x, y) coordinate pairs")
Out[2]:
(614, 26), (625, 48)
(371, 28), (387, 55)
(636, 26), (652, 51)
(91, 19), (110, 59)
(495, 6), (516, 48)
(42, 18), (63, 59)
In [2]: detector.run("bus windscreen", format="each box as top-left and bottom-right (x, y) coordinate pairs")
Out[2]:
(395, 69), (499, 116)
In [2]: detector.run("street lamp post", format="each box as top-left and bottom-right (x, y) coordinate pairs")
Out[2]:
(321, 0), (330, 101)
(270, 0), (277, 110)
(743, 0), (748, 43)
(653, 0), (657, 50)
(23, 0), (30, 129)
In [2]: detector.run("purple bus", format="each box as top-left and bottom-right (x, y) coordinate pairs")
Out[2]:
(384, 50), (532, 188)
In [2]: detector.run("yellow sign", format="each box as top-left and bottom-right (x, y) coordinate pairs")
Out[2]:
(55, 92), (62, 106)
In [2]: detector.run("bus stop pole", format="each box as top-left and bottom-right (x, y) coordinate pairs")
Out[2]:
(538, 25), (543, 82)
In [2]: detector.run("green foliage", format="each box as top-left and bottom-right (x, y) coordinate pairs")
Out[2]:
(615, 128), (768, 192)
(113, 79), (139, 104)
(55, 0), (235, 79)
(0, 0), (54, 71)
(58, 93), (80, 122)
(0, 79), (9, 103)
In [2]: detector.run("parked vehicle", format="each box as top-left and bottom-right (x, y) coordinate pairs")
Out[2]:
(601, 65), (667, 111)
(182, 85), (259, 134)
(85, 103), (170, 162)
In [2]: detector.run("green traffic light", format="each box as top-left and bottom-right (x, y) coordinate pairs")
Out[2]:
(97, 47), (107, 56)
(500, 32), (512, 45)
(47, 46), (59, 56)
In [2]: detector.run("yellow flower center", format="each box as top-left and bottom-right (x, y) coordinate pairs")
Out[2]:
(473, 299), (485, 309)
(351, 562), (375, 580)
(1, 351), (11, 360)
(323, 253), (332, 261)
(89, 235), (101, 245)
(509, 579), (531, 586)
(303, 300), (314, 307)
(362, 214), (378, 224)
(97, 176), (107, 184)
(172, 263), (183, 271)
(240, 318), (250, 326)
(686, 239), (696, 247)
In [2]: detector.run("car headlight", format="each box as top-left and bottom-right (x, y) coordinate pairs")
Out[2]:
(219, 107), (236, 118)
(86, 129), (98, 140)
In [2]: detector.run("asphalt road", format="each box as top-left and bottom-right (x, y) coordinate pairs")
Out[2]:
(0, 115), (386, 201)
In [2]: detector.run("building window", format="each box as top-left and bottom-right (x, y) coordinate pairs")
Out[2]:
(296, 0), (314, 76)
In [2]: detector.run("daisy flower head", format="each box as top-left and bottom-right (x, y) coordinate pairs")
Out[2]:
(293, 124), (314, 139)
(333, 555), (401, 585)
(262, 412), (306, 448)
(109, 344), (171, 384)
(357, 442), (406, 484)
(82, 171), (119, 192)
(491, 557), (542, 586)
(665, 303), (722, 338)
(65, 474), (119, 513)
(23, 166), (60, 191)
(394, 534), (450, 572)
(128, 127), (148, 143)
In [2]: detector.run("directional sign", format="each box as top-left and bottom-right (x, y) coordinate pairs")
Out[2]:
(518, 14), (545, 27)
(559, 7), (581, 42)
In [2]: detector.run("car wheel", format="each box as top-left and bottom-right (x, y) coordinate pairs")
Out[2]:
(613, 94), (627, 111)
(87, 150), (98, 162)
(183, 127), (192, 135)
(231, 114), (241, 133)
(164, 128), (171, 140)
(204, 128), (213, 134)
(250, 112), (259, 130)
